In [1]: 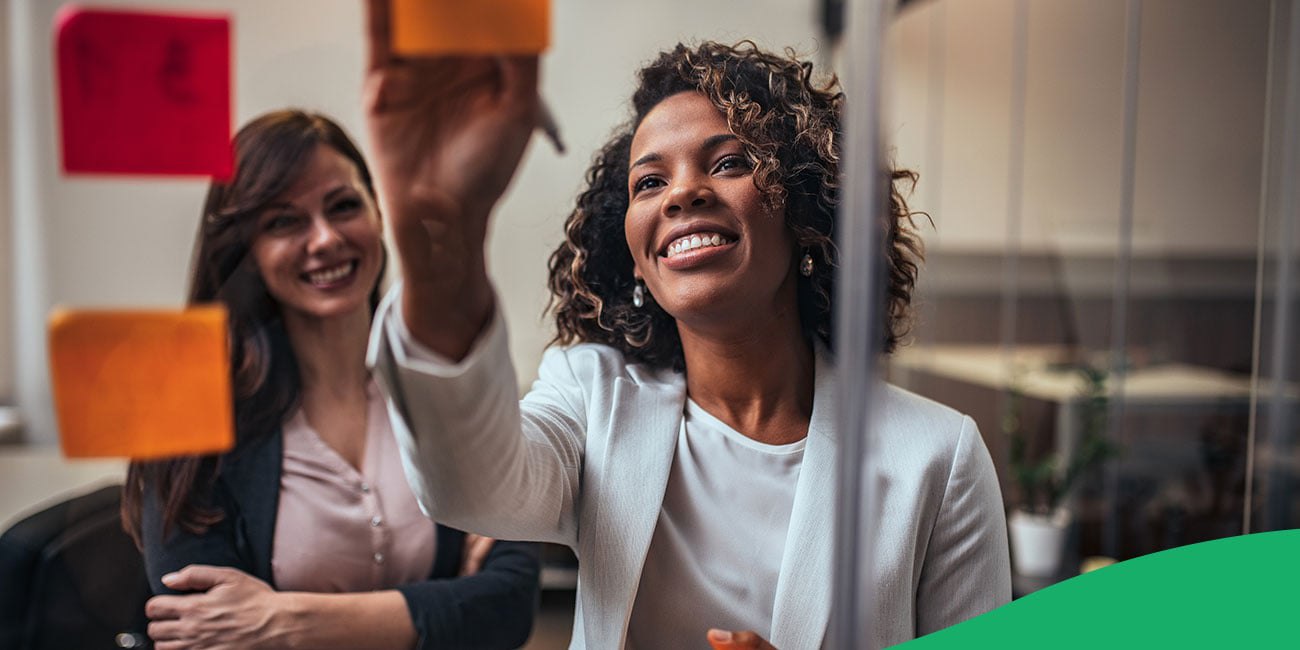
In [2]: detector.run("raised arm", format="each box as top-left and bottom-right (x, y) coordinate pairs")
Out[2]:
(362, 0), (539, 361)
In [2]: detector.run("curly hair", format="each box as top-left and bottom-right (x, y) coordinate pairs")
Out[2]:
(547, 41), (921, 370)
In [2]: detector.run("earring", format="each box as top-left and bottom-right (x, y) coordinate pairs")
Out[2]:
(800, 252), (815, 277)
(632, 281), (646, 308)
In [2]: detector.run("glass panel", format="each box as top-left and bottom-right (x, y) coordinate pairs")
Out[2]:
(886, 0), (1289, 595)
(1251, 0), (1300, 534)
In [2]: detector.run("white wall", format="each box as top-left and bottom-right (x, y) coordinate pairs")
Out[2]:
(4, 0), (821, 443)
(887, 0), (1271, 257)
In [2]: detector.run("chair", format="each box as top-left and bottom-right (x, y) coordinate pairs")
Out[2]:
(0, 484), (151, 649)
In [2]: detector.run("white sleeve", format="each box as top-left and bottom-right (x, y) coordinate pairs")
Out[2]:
(914, 416), (1013, 635)
(367, 283), (585, 547)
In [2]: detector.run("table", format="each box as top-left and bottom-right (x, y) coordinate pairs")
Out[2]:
(890, 344), (1264, 468)
(0, 445), (126, 529)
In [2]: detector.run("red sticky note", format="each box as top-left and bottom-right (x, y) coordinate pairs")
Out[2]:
(48, 307), (234, 459)
(391, 0), (549, 55)
(54, 6), (233, 178)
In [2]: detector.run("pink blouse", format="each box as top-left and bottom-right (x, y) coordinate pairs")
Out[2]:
(271, 381), (436, 592)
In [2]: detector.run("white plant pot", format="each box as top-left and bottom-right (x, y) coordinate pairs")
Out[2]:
(1008, 509), (1071, 578)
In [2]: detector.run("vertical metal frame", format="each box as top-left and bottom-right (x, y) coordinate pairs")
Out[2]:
(830, 0), (888, 646)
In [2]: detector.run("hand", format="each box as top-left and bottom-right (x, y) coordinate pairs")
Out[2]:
(363, 0), (538, 327)
(708, 629), (779, 650)
(460, 533), (497, 576)
(146, 565), (291, 650)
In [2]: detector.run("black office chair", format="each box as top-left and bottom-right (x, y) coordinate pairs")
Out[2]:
(0, 484), (151, 649)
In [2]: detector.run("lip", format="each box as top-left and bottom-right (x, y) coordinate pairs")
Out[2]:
(656, 221), (740, 257)
(660, 239), (737, 271)
(301, 259), (359, 289)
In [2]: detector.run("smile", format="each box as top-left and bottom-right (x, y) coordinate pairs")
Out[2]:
(303, 260), (357, 286)
(663, 232), (733, 259)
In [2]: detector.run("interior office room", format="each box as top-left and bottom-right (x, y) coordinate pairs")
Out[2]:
(2, 0), (1298, 648)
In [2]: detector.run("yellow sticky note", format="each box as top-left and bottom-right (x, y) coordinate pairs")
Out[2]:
(48, 307), (234, 459)
(391, 0), (549, 55)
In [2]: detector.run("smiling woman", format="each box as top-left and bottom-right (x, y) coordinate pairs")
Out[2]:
(364, 14), (1010, 646)
(120, 110), (539, 650)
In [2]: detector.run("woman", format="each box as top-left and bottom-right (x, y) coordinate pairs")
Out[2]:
(362, 5), (1010, 648)
(122, 110), (540, 650)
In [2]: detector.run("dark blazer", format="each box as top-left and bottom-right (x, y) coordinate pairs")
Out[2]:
(140, 428), (540, 650)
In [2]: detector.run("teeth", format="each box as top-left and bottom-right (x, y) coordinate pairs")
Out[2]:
(308, 262), (353, 284)
(665, 232), (732, 259)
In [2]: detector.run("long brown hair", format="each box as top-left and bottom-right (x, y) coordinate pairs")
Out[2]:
(121, 110), (381, 545)
(546, 41), (922, 371)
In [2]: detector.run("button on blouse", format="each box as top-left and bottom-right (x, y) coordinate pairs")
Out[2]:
(271, 381), (436, 592)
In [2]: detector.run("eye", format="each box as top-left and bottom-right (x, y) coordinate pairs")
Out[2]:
(329, 197), (364, 216)
(262, 213), (303, 232)
(713, 154), (751, 174)
(632, 175), (665, 195)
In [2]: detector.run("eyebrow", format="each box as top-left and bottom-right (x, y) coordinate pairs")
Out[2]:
(262, 184), (355, 212)
(630, 133), (740, 170)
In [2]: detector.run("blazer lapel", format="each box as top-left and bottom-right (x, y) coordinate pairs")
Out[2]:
(769, 354), (837, 650)
(219, 429), (283, 585)
(581, 374), (684, 649)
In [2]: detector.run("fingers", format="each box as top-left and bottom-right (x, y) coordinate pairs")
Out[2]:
(145, 594), (189, 620)
(460, 534), (496, 576)
(708, 629), (775, 649)
(498, 55), (540, 108)
(147, 618), (186, 642)
(161, 564), (242, 592)
(365, 0), (393, 71)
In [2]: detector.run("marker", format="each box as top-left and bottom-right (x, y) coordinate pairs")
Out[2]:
(538, 96), (565, 154)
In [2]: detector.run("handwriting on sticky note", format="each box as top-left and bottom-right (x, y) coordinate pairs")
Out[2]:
(54, 7), (232, 178)
(391, 0), (549, 55)
(48, 308), (234, 459)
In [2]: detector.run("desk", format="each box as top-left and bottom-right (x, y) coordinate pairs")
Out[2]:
(890, 345), (1263, 468)
(0, 446), (126, 529)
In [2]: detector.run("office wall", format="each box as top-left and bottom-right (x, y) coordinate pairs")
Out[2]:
(888, 0), (1270, 259)
(4, 0), (822, 443)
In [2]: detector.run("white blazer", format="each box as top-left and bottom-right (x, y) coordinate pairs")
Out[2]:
(368, 287), (1011, 650)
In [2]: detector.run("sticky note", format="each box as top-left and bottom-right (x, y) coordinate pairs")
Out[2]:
(48, 307), (234, 459)
(391, 0), (549, 55)
(54, 7), (233, 178)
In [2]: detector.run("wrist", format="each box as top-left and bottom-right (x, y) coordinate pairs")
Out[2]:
(401, 275), (495, 361)
(272, 592), (311, 650)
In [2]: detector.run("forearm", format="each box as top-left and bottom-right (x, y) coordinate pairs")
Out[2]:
(401, 263), (494, 362)
(278, 590), (416, 650)
(372, 294), (580, 545)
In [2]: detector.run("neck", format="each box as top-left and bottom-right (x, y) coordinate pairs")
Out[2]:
(282, 306), (372, 400)
(677, 299), (815, 445)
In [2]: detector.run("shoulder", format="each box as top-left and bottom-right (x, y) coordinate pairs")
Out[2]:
(877, 383), (970, 436)
(874, 382), (982, 469)
(539, 341), (681, 389)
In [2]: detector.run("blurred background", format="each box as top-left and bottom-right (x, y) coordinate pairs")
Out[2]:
(1, 0), (1296, 647)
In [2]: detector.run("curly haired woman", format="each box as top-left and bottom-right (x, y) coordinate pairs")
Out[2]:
(361, 2), (1011, 646)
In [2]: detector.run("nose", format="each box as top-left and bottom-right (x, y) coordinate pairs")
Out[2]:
(662, 173), (715, 216)
(306, 215), (345, 255)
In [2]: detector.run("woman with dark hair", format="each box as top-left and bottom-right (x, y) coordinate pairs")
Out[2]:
(363, 4), (1010, 647)
(122, 110), (539, 650)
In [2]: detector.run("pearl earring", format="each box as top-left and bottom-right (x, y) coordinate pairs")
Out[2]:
(800, 252), (815, 277)
(632, 281), (645, 308)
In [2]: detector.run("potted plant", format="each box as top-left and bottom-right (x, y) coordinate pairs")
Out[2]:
(1004, 363), (1115, 578)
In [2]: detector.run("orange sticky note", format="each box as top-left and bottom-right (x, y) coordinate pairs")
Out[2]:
(391, 0), (549, 55)
(48, 307), (234, 459)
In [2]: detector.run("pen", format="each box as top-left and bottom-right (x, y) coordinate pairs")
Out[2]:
(538, 96), (565, 154)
